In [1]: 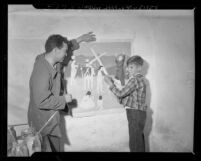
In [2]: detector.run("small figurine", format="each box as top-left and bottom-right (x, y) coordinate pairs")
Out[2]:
(79, 91), (95, 110)
(70, 55), (78, 86)
(115, 54), (126, 86)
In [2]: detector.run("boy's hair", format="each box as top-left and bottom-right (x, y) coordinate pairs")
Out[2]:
(45, 34), (69, 53)
(126, 55), (144, 67)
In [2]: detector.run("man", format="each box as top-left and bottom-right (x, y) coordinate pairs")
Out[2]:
(27, 32), (96, 152)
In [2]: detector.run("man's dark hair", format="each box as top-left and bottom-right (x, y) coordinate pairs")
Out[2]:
(45, 34), (69, 53)
(126, 55), (144, 67)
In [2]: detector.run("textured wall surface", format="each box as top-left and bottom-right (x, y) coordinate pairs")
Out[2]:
(60, 109), (129, 152)
(8, 6), (194, 152)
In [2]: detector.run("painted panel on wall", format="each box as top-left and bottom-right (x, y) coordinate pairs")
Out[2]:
(65, 41), (131, 114)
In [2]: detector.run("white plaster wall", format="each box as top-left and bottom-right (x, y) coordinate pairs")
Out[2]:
(8, 6), (194, 152)
(149, 17), (194, 152)
(60, 109), (129, 152)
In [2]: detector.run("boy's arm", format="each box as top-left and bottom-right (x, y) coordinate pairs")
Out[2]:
(109, 78), (138, 98)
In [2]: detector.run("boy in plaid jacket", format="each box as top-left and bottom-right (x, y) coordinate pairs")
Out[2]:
(104, 55), (147, 152)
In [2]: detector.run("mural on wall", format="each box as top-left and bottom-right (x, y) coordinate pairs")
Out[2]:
(64, 41), (131, 113)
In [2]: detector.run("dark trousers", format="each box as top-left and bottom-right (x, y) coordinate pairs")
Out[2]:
(126, 109), (146, 152)
(41, 135), (60, 152)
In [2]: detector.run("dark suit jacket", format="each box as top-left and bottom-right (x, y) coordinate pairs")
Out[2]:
(27, 40), (79, 137)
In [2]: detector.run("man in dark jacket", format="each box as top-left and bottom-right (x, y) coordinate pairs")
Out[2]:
(28, 32), (96, 152)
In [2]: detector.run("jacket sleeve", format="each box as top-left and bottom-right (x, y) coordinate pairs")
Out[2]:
(31, 63), (66, 110)
(61, 39), (80, 66)
(70, 39), (80, 51)
(109, 78), (138, 98)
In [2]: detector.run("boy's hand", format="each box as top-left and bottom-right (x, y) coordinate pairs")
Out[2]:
(76, 32), (96, 43)
(104, 75), (114, 87)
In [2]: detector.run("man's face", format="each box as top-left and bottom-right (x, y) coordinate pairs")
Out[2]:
(55, 42), (68, 62)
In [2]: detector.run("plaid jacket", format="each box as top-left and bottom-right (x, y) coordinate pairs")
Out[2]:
(109, 73), (147, 111)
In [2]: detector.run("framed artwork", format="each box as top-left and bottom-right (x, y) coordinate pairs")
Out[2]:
(64, 40), (132, 114)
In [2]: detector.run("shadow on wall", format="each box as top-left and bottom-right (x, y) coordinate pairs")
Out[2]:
(59, 58), (153, 152)
(59, 99), (78, 151)
(60, 109), (71, 151)
(141, 59), (154, 152)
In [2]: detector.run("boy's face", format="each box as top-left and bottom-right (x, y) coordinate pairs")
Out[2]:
(126, 63), (139, 77)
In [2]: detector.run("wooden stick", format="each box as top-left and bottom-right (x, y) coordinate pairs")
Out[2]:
(8, 123), (28, 127)
(88, 52), (107, 65)
(90, 48), (108, 75)
(36, 111), (58, 135)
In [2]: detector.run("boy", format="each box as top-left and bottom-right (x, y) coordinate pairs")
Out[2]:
(104, 55), (147, 152)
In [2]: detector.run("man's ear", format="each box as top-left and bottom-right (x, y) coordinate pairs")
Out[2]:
(52, 48), (58, 55)
(137, 66), (142, 72)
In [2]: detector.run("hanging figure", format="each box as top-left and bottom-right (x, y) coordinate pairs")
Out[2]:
(96, 66), (104, 110)
(83, 59), (90, 91)
(84, 59), (94, 92)
(96, 66), (104, 96)
(70, 55), (78, 87)
(89, 64), (95, 90)
(80, 65), (84, 78)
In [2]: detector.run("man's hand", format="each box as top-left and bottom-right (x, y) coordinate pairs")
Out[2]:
(104, 75), (114, 87)
(64, 94), (72, 103)
(76, 32), (96, 44)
